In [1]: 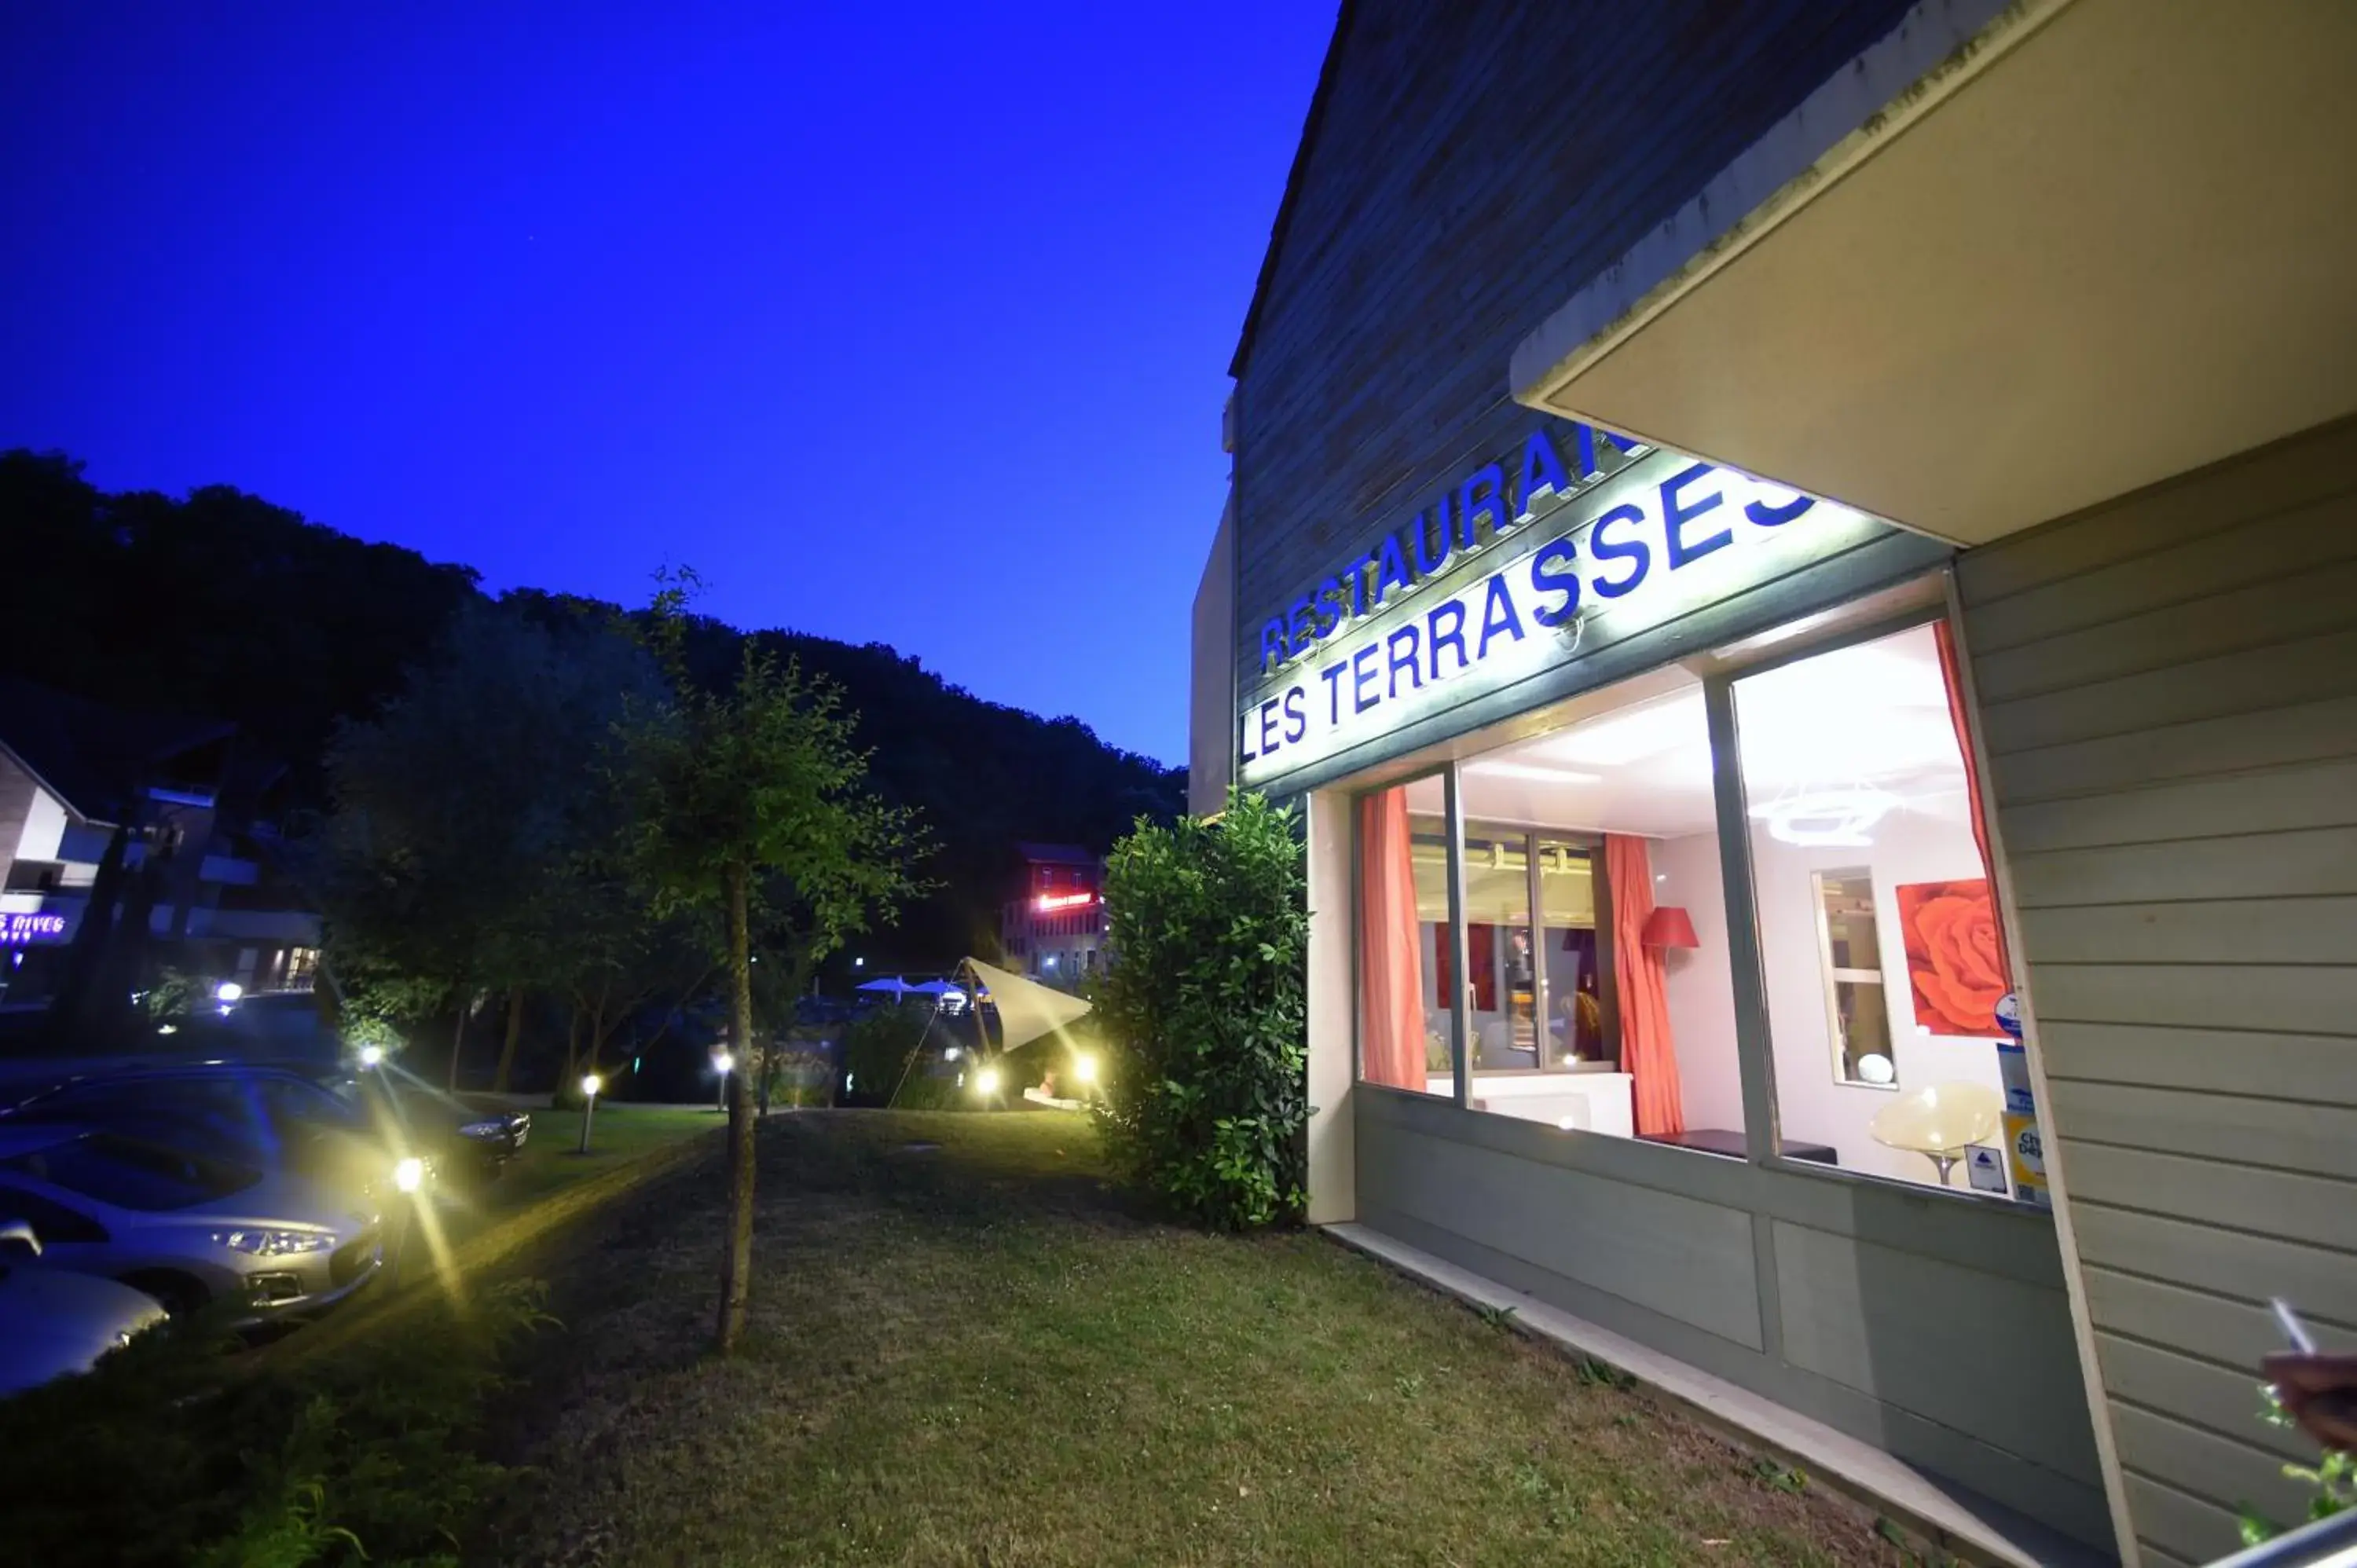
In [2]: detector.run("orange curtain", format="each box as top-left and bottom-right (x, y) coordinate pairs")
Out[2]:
(1932, 620), (2014, 987)
(1358, 790), (1426, 1090)
(1605, 833), (1685, 1137)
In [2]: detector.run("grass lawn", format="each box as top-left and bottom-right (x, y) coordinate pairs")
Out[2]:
(488, 1101), (722, 1205)
(476, 1110), (1912, 1568)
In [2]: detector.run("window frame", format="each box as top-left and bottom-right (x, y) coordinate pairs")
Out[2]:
(1451, 819), (1620, 1079)
(1706, 598), (2021, 1200)
(1808, 867), (1898, 1092)
(1335, 575), (2033, 1211)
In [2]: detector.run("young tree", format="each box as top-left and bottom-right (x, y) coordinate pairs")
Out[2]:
(618, 584), (923, 1353)
(312, 599), (665, 1087)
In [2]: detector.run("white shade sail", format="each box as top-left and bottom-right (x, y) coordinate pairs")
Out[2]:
(964, 957), (1091, 1052)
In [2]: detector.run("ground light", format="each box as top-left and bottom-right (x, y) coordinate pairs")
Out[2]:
(1071, 1051), (1097, 1088)
(713, 1051), (735, 1112)
(358, 1042), (385, 1069)
(577, 1073), (603, 1154)
(214, 980), (244, 1004)
(973, 1064), (1002, 1104)
(393, 1156), (424, 1193)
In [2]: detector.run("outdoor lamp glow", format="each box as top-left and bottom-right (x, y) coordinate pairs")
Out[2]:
(713, 1052), (735, 1075)
(581, 1073), (603, 1098)
(392, 1156), (425, 1194)
(974, 1064), (1002, 1097)
(358, 1043), (385, 1068)
(1072, 1052), (1097, 1085)
(214, 980), (244, 1004)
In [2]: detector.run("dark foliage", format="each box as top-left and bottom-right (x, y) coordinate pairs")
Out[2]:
(0, 450), (1184, 970)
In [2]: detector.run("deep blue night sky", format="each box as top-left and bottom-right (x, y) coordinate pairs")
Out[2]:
(0, 4), (1336, 764)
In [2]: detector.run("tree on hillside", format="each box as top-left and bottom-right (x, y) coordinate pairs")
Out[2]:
(312, 599), (669, 1087)
(0, 449), (480, 799)
(617, 575), (925, 1353)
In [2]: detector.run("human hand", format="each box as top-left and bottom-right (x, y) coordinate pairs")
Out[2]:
(2264, 1353), (2357, 1452)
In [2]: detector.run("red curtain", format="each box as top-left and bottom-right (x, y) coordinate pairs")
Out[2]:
(1434, 921), (1497, 1012)
(1358, 790), (1426, 1090)
(1605, 833), (1685, 1137)
(1933, 620), (2014, 987)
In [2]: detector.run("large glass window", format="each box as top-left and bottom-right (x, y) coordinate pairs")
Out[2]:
(1431, 678), (1746, 1150)
(1733, 621), (2013, 1194)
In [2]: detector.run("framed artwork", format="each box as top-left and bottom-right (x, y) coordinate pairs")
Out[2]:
(1895, 878), (2006, 1037)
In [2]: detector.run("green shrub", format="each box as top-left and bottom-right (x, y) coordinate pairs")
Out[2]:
(1093, 787), (1308, 1229)
(842, 1004), (932, 1106)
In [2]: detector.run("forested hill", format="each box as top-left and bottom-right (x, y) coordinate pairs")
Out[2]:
(0, 449), (1184, 965)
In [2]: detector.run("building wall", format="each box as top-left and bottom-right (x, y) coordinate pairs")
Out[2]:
(1355, 1088), (2110, 1545)
(1190, 499), (1235, 819)
(1231, 0), (1924, 681)
(1957, 414), (2357, 1567)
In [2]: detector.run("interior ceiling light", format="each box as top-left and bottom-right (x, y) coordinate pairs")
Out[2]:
(1536, 694), (1702, 767)
(1751, 788), (1901, 848)
(1468, 760), (1603, 786)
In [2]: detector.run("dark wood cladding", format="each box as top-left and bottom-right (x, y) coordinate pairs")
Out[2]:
(1232, 0), (1923, 679)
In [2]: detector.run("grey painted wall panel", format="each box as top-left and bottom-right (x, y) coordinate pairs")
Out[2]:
(1772, 1220), (2100, 1482)
(2070, 1203), (2357, 1326)
(2019, 895), (2357, 966)
(1977, 627), (2357, 757)
(1962, 489), (2357, 658)
(1358, 1119), (1765, 1348)
(2034, 1020), (2357, 1106)
(1989, 692), (2357, 806)
(2010, 827), (2357, 909)
(2047, 1080), (2357, 1182)
(1957, 418), (2357, 1568)
(1999, 758), (2357, 855)
(1354, 1094), (2113, 1546)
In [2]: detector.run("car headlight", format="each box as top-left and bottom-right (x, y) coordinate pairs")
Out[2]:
(457, 1119), (508, 1139)
(211, 1228), (335, 1257)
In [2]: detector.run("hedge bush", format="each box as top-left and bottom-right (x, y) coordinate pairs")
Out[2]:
(1094, 787), (1308, 1229)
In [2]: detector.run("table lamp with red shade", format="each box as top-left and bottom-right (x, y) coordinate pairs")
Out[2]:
(1642, 906), (1699, 951)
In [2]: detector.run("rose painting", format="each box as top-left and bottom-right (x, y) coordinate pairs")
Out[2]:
(1896, 879), (2007, 1036)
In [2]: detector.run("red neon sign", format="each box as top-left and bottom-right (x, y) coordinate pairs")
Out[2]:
(1036, 891), (1097, 912)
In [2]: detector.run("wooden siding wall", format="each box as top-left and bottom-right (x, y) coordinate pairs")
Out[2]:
(1230, 0), (1921, 680)
(1958, 416), (2357, 1568)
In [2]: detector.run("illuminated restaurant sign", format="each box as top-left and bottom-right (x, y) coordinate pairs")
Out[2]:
(1, 912), (68, 945)
(1035, 892), (1097, 913)
(1237, 434), (1893, 786)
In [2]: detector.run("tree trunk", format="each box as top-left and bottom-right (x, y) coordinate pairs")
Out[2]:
(715, 864), (758, 1354)
(562, 1006), (581, 1094)
(448, 997), (467, 1092)
(492, 986), (526, 1093)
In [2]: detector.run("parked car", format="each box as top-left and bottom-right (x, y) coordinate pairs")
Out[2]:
(0, 1062), (434, 1202)
(0, 1219), (167, 1396)
(296, 1065), (530, 1187)
(0, 1123), (382, 1321)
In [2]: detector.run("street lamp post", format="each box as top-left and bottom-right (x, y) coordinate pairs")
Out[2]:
(577, 1073), (603, 1154)
(713, 1051), (735, 1113)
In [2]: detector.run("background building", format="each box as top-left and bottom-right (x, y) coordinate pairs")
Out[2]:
(999, 841), (1106, 986)
(0, 678), (320, 1017)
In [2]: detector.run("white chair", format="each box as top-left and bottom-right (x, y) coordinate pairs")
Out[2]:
(1869, 1080), (2003, 1187)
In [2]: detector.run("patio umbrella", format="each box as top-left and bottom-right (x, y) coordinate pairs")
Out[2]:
(908, 979), (960, 996)
(854, 976), (915, 995)
(962, 958), (1090, 1052)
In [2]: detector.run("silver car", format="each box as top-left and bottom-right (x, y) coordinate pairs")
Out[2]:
(0, 1220), (167, 1396)
(0, 1123), (383, 1322)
